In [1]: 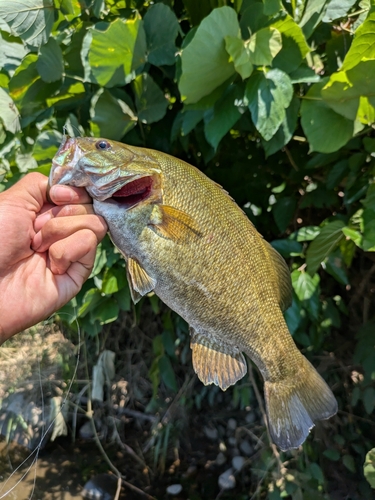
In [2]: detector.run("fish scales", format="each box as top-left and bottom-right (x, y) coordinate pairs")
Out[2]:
(48, 136), (337, 450)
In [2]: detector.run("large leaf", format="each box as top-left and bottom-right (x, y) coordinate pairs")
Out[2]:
(300, 80), (354, 153)
(247, 27), (282, 66)
(0, 0), (55, 48)
(143, 3), (179, 66)
(321, 60), (375, 123)
(364, 448), (375, 488)
(90, 89), (137, 140)
(179, 6), (239, 104)
(0, 88), (20, 133)
(306, 220), (346, 274)
(133, 73), (168, 124)
(32, 129), (64, 166)
(204, 83), (243, 150)
(225, 36), (253, 80)
(245, 68), (293, 141)
(323, 0), (357, 22)
(85, 17), (146, 87)
(263, 94), (300, 156)
(36, 38), (64, 82)
(273, 196), (297, 232)
(271, 15), (311, 73)
(0, 33), (28, 75)
(299, 0), (329, 39)
(342, 7), (375, 71)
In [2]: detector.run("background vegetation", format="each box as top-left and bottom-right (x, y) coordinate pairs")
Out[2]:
(0, 0), (375, 498)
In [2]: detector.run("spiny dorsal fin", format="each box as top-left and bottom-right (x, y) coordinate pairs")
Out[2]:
(127, 257), (156, 304)
(149, 204), (202, 243)
(262, 240), (292, 311)
(190, 328), (247, 391)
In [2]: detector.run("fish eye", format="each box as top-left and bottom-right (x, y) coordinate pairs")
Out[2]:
(96, 140), (111, 150)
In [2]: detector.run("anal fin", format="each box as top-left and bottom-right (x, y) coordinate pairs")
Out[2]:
(190, 329), (247, 391)
(127, 257), (156, 304)
(149, 204), (202, 243)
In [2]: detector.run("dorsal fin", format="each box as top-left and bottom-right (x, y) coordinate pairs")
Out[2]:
(262, 240), (292, 311)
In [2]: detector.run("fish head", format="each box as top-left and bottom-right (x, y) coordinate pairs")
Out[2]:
(48, 136), (162, 208)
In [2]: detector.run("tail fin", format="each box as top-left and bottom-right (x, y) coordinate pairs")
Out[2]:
(264, 356), (337, 451)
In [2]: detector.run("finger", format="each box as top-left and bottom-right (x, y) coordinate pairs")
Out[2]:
(34, 204), (96, 232)
(32, 214), (108, 252)
(49, 229), (98, 277)
(49, 185), (92, 205)
(4, 172), (49, 212)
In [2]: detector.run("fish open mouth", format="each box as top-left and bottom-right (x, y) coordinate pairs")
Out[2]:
(111, 176), (153, 209)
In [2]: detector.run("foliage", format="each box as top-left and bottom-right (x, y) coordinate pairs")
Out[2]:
(0, 0), (375, 497)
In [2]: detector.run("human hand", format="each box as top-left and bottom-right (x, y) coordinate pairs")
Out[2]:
(0, 172), (108, 344)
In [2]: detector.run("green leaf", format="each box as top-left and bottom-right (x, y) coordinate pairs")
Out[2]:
(225, 36), (253, 80)
(323, 448), (340, 461)
(270, 239), (303, 257)
(271, 15), (310, 73)
(323, 0), (357, 22)
(300, 80), (354, 153)
(0, 88), (20, 133)
(0, 32), (28, 74)
(0, 0), (55, 48)
(290, 226), (320, 241)
(362, 208), (375, 251)
(342, 227), (363, 247)
(247, 27), (282, 66)
(143, 3), (179, 66)
(306, 220), (345, 274)
(240, 3), (269, 38)
(342, 454), (356, 473)
(102, 267), (126, 295)
(133, 73), (168, 124)
(245, 68), (293, 140)
(78, 288), (102, 317)
(284, 297), (303, 334)
(158, 355), (178, 391)
(322, 61), (375, 122)
(325, 251), (349, 285)
(93, 298), (120, 325)
(342, 7), (375, 71)
(263, 94), (300, 156)
(364, 448), (375, 488)
(263, 0), (282, 15)
(179, 6), (239, 104)
(32, 129), (63, 166)
(36, 38), (64, 83)
(309, 463), (324, 484)
(204, 83), (243, 150)
(90, 89), (137, 140)
(273, 197), (297, 232)
(86, 16), (146, 87)
(299, 0), (329, 39)
(291, 269), (320, 301)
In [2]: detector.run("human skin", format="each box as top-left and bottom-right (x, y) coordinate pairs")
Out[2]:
(0, 172), (107, 344)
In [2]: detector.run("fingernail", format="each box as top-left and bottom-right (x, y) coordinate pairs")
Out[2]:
(50, 185), (74, 203)
(31, 232), (42, 251)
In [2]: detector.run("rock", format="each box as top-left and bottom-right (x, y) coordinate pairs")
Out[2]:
(245, 411), (256, 424)
(227, 418), (237, 431)
(218, 468), (236, 490)
(81, 473), (119, 500)
(228, 436), (237, 447)
(232, 456), (245, 471)
(216, 452), (227, 465)
(166, 484), (183, 495)
(240, 440), (254, 456)
(204, 425), (218, 440)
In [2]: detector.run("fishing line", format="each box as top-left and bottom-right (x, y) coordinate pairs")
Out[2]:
(0, 312), (82, 499)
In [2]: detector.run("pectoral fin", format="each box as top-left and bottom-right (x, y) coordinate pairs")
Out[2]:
(127, 257), (156, 304)
(190, 329), (247, 391)
(149, 204), (202, 243)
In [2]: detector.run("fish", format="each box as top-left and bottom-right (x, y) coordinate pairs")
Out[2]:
(48, 136), (337, 451)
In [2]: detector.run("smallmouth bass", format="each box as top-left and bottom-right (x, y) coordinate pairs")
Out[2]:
(49, 136), (337, 450)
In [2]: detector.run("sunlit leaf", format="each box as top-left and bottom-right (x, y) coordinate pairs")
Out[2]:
(247, 27), (282, 66)
(0, 88), (20, 133)
(179, 6), (239, 103)
(291, 269), (320, 301)
(0, 0), (55, 47)
(342, 7), (375, 71)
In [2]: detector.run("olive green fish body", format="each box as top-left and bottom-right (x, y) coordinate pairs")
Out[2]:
(49, 137), (337, 450)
